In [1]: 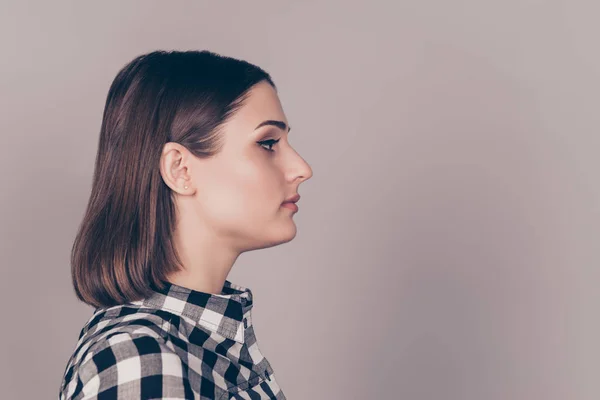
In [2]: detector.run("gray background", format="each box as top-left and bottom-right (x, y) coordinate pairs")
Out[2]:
(1, 1), (598, 399)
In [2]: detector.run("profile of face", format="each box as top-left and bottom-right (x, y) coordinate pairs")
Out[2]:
(162, 81), (313, 254)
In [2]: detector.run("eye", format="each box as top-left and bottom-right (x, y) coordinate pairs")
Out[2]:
(257, 138), (280, 152)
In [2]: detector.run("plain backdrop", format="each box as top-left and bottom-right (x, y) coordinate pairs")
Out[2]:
(1, 1), (599, 399)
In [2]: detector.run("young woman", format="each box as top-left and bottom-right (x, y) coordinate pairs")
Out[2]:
(58, 50), (312, 400)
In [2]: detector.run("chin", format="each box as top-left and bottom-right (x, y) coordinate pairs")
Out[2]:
(259, 224), (297, 249)
(280, 226), (297, 243)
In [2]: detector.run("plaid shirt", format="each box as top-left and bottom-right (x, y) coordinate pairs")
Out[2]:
(59, 279), (286, 399)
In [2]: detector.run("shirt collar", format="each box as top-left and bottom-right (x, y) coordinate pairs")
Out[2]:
(133, 279), (254, 344)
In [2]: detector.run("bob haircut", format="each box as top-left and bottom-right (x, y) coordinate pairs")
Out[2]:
(71, 50), (275, 308)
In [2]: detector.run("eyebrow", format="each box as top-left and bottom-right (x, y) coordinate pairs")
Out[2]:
(254, 120), (291, 133)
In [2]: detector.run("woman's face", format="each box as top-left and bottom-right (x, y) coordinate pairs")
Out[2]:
(174, 81), (313, 252)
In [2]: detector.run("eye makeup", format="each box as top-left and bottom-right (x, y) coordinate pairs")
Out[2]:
(257, 138), (280, 152)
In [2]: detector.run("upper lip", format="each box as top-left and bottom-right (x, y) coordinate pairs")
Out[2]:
(282, 193), (300, 204)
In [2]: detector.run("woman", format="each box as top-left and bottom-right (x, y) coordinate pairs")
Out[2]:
(59, 50), (312, 400)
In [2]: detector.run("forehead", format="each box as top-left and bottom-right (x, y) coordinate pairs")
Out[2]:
(228, 81), (288, 130)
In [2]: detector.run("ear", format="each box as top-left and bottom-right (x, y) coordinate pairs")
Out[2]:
(159, 142), (195, 194)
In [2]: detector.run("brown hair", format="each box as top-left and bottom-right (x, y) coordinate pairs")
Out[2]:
(71, 50), (275, 308)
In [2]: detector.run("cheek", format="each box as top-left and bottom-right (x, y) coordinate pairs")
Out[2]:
(201, 161), (281, 224)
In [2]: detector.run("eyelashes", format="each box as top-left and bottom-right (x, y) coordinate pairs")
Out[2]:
(257, 138), (280, 152)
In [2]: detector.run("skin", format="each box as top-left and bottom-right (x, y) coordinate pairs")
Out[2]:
(159, 81), (313, 294)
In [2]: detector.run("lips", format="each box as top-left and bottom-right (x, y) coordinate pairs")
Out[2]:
(282, 194), (300, 204)
(281, 202), (299, 211)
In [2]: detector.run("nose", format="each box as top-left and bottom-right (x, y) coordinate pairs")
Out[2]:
(285, 142), (313, 183)
(295, 158), (313, 183)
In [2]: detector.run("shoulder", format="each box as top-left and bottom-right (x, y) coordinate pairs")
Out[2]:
(75, 305), (174, 362)
(74, 331), (193, 399)
(74, 332), (194, 399)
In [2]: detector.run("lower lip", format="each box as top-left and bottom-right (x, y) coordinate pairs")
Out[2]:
(281, 202), (299, 211)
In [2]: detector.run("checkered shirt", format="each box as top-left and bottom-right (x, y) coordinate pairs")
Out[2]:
(58, 279), (286, 399)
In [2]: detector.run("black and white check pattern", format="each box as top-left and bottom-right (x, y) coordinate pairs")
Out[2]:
(59, 279), (286, 399)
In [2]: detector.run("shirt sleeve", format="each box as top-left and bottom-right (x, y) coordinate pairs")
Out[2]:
(74, 332), (194, 399)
